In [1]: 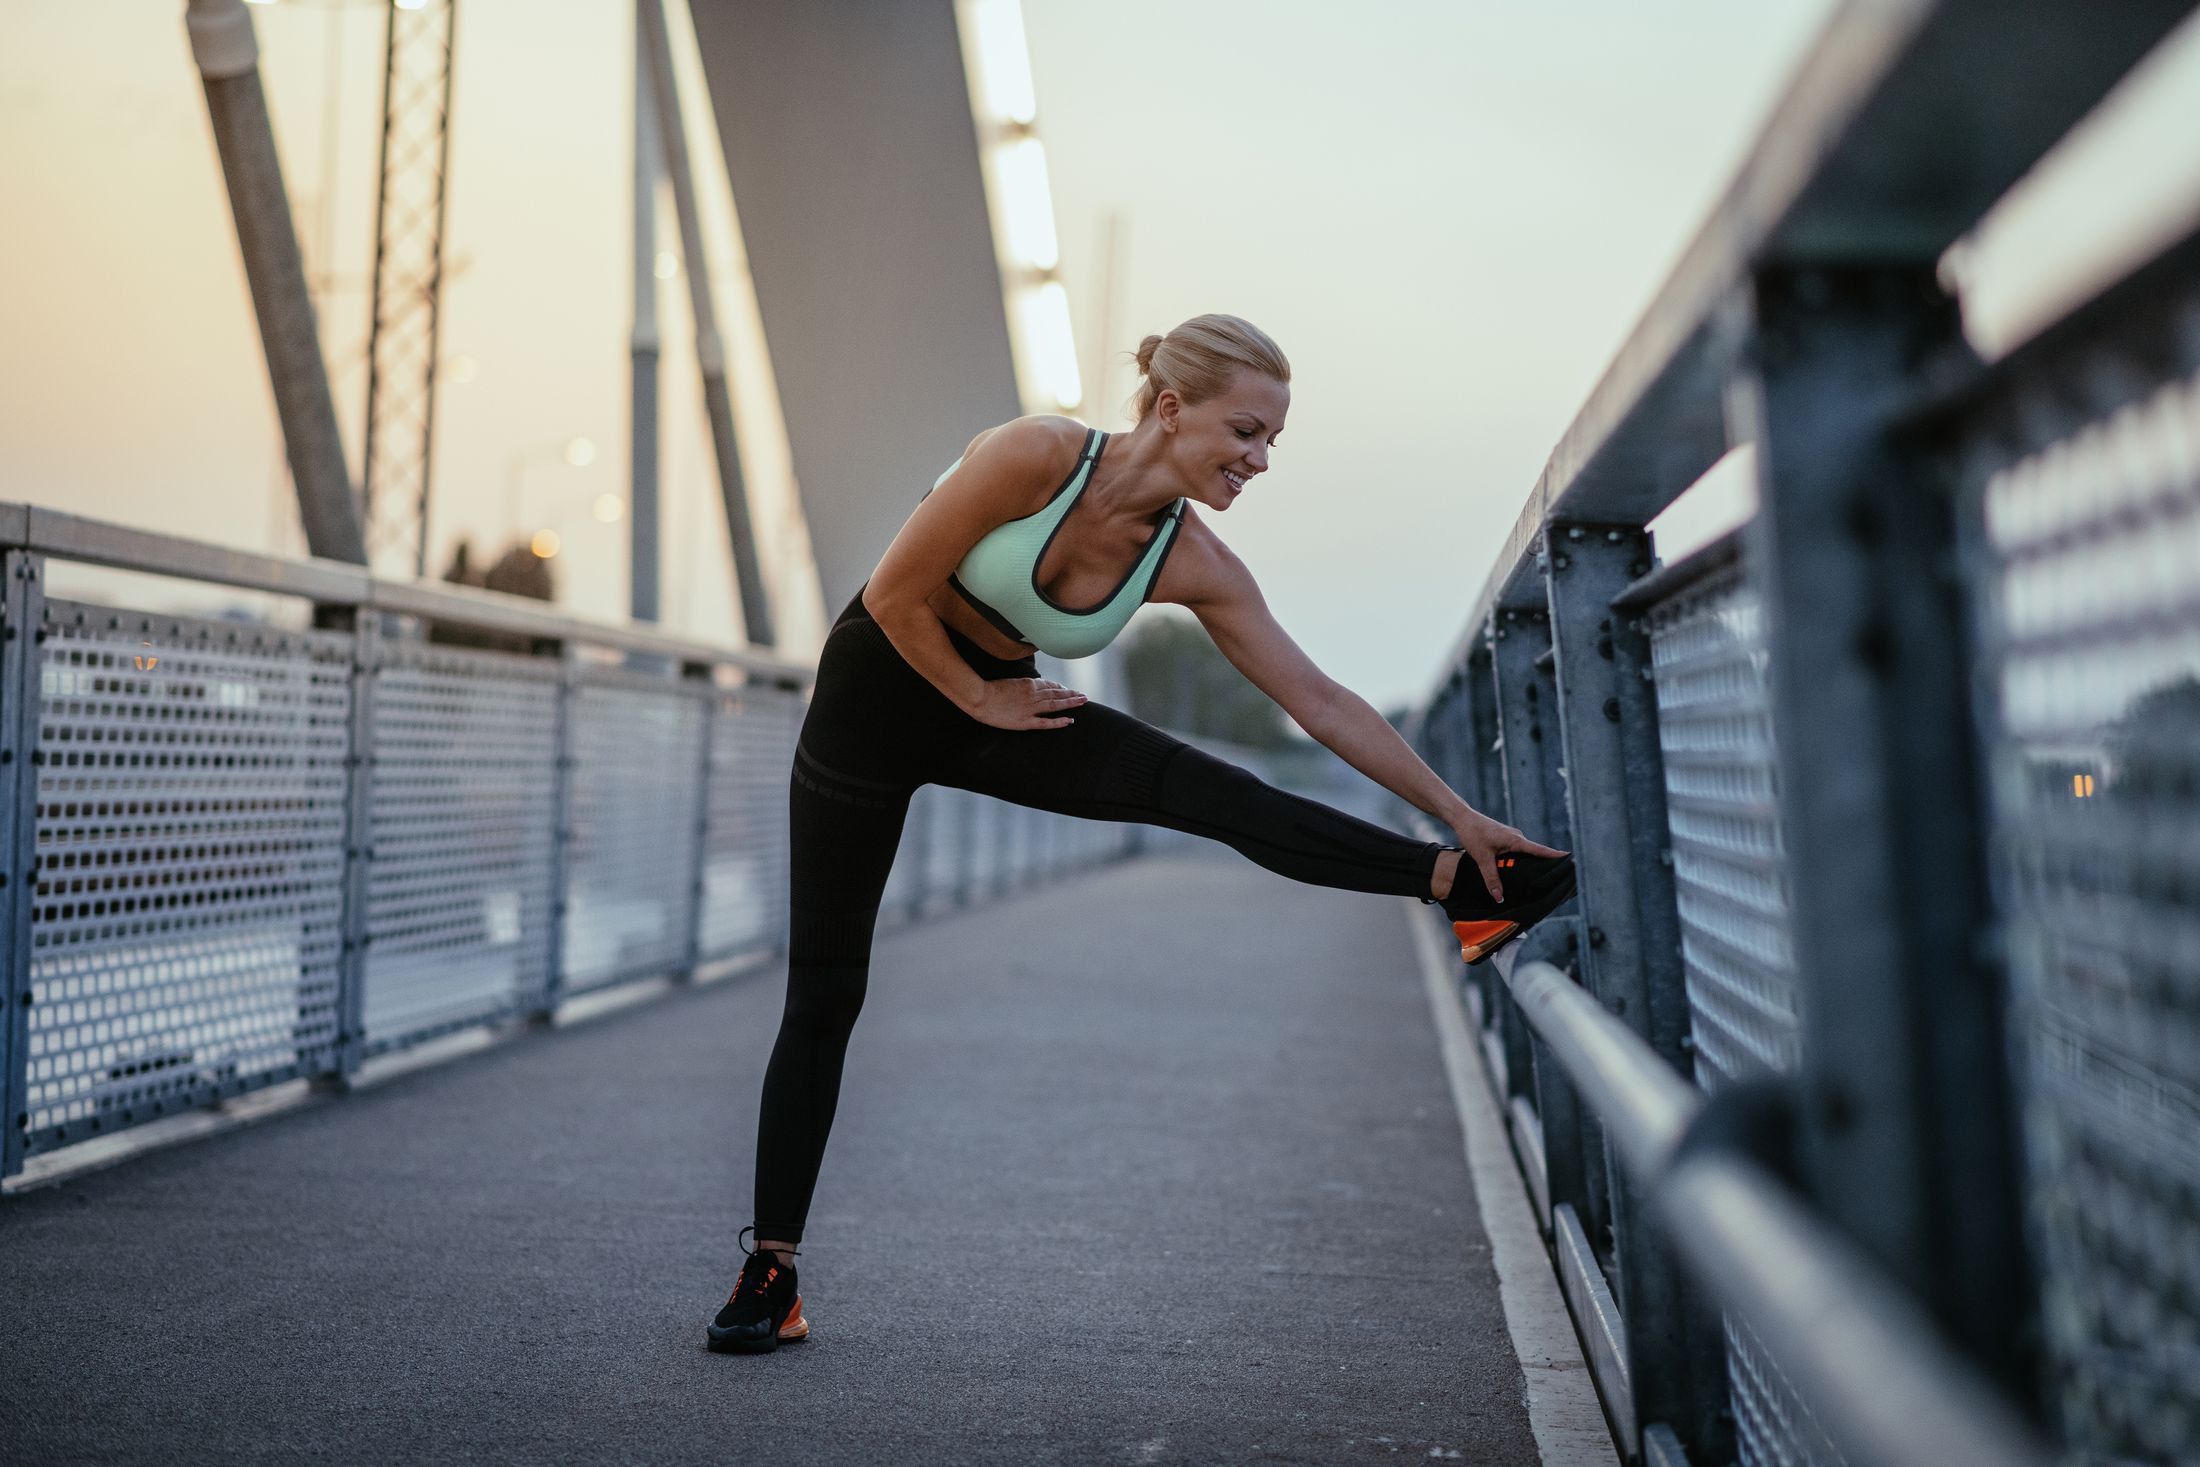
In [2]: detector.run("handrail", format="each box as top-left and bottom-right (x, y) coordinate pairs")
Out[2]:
(1502, 961), (2052, 1467)
(10, 502), (812, 684)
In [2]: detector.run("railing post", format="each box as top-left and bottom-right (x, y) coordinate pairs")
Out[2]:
(681, 665), (716, 978)
(1735, 264), (2034, 1402)
(1487, 612), (1556, 1104)
(531, 641), (578, 1024)
(0, 551), (46, 1181)
(1546, 521), (1734, 1461)
(1490, 609), (1561, 848)
(316, 605), (376, 1089)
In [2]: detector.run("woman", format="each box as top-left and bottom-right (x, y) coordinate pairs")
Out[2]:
(707, 314), (1574, 1354)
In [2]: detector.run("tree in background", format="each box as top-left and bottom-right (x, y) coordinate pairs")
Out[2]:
(441, 538), (555, 602)
(1118, 610), (1293, 749)
(430, 537), (556, 650)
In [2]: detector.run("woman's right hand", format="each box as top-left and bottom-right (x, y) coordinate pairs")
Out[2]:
(967, 676), (1087, 731)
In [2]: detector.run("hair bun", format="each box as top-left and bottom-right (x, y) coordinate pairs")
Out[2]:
(1125, 315), (1288, 424)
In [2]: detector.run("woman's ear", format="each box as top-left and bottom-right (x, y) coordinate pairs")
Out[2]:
(1155, 388), (1180, 434)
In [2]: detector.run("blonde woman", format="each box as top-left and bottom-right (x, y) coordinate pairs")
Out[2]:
(708, 314), (1573, 1353)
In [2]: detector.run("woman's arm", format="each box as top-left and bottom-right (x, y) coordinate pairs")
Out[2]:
(1172, 522), (1563, 899)
(861, 416), (1089, 731)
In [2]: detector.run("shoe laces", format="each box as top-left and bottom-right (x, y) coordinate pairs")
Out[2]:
(729, 1252), (781, 1307)
(730, 1225), (796, 1305)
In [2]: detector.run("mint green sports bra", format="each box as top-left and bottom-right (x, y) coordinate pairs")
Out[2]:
(927, 427), (1185, 660)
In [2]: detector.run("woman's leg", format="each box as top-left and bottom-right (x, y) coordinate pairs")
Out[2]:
(936, 699), (1445, 898)
(751, 748), (912, 1255)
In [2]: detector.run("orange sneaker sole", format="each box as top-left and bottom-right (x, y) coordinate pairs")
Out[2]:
(1455, 919), (1520, 965)
(779, 1295), (810, 1342)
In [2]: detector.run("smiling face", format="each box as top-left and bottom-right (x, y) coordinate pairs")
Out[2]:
(1155, 369), (1290, 510)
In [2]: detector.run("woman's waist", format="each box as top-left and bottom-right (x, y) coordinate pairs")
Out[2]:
(834, 584), (1037, 680)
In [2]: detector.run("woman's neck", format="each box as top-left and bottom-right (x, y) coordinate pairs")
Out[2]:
(1086, 420), (1181, 520)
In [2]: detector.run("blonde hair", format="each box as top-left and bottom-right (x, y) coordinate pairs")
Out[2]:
(1130, 314), (1290, 423)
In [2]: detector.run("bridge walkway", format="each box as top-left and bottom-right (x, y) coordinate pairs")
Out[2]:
(1, 852), (1547, 1465)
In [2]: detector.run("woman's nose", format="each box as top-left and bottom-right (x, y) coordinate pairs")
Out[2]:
(1245, 444), (1270, 472)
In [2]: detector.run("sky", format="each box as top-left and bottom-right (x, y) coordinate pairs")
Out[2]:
(4, 1), (2198, 708)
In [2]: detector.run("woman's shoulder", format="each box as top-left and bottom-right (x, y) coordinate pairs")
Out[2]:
(961, 413), (1090, 469)
(929, 416), (1092, 522)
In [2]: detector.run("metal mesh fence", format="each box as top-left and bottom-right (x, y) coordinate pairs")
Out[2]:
(561, 673), (707, 994)
(26, 602), (351, 1149)
(1645, 565), (1802, 1091)
(2, 585), (1157, 1177)
(360, 642), (560, 1052)
(1646, 565), (1841, 1467)
(879, 787), (928, 919)
(698, 682), (800, 961)
(1976, 370), (2200, 1465)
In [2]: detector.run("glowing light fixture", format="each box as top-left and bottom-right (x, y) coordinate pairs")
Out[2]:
(1017, 282), (1082, 410)
(563, 436), (596, 468)
(957, 0), (1078, 412)
(992, 137), (1060, 272)
(654, 250), (680, 281)
(2073, 772), (2095, 797)
(395, 0), (429, 10)
(530, 528), (562, 559)
(593, 494), (626, 524)
(445, 353), (478, 384)
(964, 0), (1036, 125)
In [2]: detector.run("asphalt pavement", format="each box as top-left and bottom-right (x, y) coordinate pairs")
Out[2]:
(0, 849), (1539, 1465)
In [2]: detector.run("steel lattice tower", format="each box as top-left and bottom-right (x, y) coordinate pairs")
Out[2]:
(360, 0), (457, 578)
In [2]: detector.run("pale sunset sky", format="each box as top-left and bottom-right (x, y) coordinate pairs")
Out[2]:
(4, 2), (2197, 706)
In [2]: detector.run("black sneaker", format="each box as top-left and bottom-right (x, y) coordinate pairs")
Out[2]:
(1425, 849), (1577, 965)
(707, 1232), (809, 1354)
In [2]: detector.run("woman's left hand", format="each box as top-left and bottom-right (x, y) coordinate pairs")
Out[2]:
(1449, 807), (1568, 903)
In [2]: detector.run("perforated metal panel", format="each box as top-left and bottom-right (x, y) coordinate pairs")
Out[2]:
(1724, 1315), (1846, 1467)
(27, 602), (351, 1148)
(361, 643), (559, 1051)
(699, 683), (800, 959)
(917, 784), (966, 905)
(966, 792), (1003, 899)
(1976, 371), (2200, 1465)
(1646, 562), (1837, 1467)
(0, 540), (1164, 1180)
(562, 672), (706, 993)
(879, 787), (926, 918)
(1646, 566), (1800, 1091)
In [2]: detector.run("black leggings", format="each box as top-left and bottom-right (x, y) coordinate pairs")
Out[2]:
(752, 590), (1445, 1243)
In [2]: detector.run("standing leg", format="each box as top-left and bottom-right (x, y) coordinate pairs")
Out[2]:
(751, 747), (912, 1251)
(937, 699), (1445, 898)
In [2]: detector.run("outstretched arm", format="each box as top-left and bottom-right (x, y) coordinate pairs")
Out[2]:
(1173, 526), (1563, 901)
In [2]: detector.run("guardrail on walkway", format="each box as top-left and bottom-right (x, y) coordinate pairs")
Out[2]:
(1405, 2), (2200, 1464)
(0, 507), (1137, 1184)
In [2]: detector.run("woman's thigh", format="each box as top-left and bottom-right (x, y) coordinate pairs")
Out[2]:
(795, 609), (963, 793)
(929, 698), (1188, 818)
(932, 699), (1437, 896)
(786, 762), (911, 965)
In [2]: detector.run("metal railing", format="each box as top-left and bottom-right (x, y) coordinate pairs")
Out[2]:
(1404, 2), (2200, 1463)
(1, 505), (1139, 1183)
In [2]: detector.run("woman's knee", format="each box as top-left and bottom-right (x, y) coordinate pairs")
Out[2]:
(1155, 744), (1272, 825)
(778, 965), (868, 1041)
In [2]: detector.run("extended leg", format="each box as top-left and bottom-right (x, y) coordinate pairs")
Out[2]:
(751, 748), (912, 1249)
(936, 700), (1443, 898)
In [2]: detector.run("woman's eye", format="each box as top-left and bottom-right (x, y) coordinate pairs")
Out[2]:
(1234, 427), (1253, 438)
